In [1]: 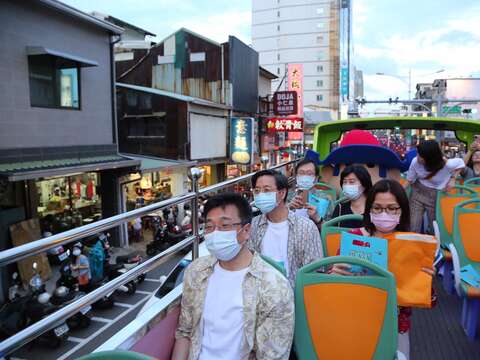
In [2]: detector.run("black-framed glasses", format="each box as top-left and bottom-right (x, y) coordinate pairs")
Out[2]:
(370, 206), (401, 215)
(204, 222), (243, 234)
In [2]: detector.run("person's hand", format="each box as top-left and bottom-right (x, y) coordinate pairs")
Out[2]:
(289, 194), (305, 210)
(422, 266), (436, 276)
(330, 263), (354, 276)
(470, 142), (479, 152)
(306, 203), (321, 223)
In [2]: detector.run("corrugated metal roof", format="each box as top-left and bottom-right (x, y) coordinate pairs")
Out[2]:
(116, 83), (231, 110)
(0, 155), (139, 181)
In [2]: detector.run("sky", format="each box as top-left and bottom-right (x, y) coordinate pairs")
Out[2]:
(64, 0), (480, 104)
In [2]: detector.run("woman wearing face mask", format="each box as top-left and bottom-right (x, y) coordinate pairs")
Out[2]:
(331, 180), (435, 359)
(331, 165), (372, 228)
(404, 140), (465, 234)
(71, 244), (91, 290)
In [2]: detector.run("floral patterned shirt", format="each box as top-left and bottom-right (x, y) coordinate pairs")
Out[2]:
(175, 252), (294, 360)
(248, 211), (324, 287)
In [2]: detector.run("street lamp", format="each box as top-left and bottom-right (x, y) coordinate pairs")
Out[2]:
(375, 69), (445, 100)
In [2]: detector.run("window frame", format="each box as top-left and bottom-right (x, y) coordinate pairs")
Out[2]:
(28, 55), (82, 111)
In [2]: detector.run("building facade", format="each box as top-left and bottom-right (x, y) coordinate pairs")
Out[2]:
(252, 0), (352, 119)
(0, 0), (139, 261)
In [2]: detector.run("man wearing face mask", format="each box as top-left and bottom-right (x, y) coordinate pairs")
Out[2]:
(248, 170), (323, 287)
(172, 193), (294, 360)
(289, 159), (325, 226)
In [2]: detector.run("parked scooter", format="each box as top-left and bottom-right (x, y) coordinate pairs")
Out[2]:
(43, 232), (69, 265)
(25, 263), (70, 348)
(146, 220), (187, 256)
(0, 272), (29, 339)
(50, 285), (92, 329)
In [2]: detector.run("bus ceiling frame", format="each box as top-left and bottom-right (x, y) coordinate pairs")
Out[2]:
(312, 116), (480, 160)
(0, 159), (299, 357)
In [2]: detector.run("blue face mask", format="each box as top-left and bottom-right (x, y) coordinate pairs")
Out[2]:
(296, 175), (315, 190)
(205, 230), (241, 261)
(254, 192), (278, 214)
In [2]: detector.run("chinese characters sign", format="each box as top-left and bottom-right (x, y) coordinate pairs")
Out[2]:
(288, 64), (303, 117)
(230, 117), (253, 164)
(266, 118), (303, 132)
(273, 91), (297, 116)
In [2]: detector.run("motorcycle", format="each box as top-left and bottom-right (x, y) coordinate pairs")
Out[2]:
(146, 221), (187, 256)
(50, 285), (92, 329)
(0, 272), (29, 340)
(106, 252), (145, 295)
(25, 263), (70, 348)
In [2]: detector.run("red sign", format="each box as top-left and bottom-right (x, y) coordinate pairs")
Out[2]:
(273, 91), (297, 115)
(266, 117), (303, 132)
(288, 64), (303, 117)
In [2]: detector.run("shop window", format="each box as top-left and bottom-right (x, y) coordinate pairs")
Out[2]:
(36, 173), (101, 234)
(124, 172), (173, 211)
(28, 55), (80, 109)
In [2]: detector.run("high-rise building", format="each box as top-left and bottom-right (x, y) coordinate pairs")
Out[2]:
(252, 0), (352, 120)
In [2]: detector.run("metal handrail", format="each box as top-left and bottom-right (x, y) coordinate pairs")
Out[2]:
(0, 236), (195, 357)
(0, 159), (298, 356)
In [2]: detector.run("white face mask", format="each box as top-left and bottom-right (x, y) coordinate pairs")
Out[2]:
(205, 230), (242, 261)
(296, 175), (315, 190)
(342, 184), (363, 200)
(254, 192), (278, 214)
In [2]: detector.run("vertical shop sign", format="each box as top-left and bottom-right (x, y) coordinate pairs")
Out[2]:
(288, 64), (303, 117)
(230, 117), (253, 164)
(341, 66), (349, 97)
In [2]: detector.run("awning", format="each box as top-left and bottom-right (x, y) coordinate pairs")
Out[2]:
(123, 155), (197, 173)
(0, 155), (140, 182)
(26, 46), (99, 67)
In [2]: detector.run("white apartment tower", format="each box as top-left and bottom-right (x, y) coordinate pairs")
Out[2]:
(252, 0), (352, 118)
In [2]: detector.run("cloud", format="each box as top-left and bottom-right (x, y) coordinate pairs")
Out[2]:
(355, 2), (480, 100)
(170, 10), (251, 44)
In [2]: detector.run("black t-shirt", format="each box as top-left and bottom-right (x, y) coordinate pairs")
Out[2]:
(331, 201), (364, 228)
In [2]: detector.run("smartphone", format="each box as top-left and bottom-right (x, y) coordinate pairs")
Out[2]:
(295, 188), (308, 206)
(474, 134), (480, 146)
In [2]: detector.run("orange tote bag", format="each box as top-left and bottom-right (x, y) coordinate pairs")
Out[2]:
(386, 232), (437, 308)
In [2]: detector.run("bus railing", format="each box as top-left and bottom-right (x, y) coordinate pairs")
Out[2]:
(0, 159), (298, 357)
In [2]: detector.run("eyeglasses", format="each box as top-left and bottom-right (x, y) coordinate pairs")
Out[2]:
(204, 222), (243, 234)
(297, 171), (315, 177)
(370, 205), (401, 215)
(252, 187), (277, 195)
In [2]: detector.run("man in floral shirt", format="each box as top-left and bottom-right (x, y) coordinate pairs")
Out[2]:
(172, 193), (294, 360)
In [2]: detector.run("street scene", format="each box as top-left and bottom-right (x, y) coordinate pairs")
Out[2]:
(1, 0), (480, 359)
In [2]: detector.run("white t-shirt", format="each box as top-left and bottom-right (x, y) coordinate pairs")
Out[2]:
(199, 264), (249, 360)
(293, 208), (309, 218)
(261, 220), (289, 274)
(407, 157), (465, 190)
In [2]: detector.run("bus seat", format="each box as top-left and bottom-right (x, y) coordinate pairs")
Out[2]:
(464, 177), (480, 193)
(294, 256), (398, 360)
(130, 305), (181, 359)
(449, 198), (480, 340)
(76, 351), (155, 359)
(320, 215), (363, 257)
(261, 255), (287, 277)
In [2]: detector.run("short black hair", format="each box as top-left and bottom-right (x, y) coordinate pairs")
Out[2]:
(417, 140), (445, 176)
(340, 165), (373, 193)
(251, 169), (289, 202)
(363, 179), (410, 235)
(203, 192), (253, 224)
(295, 159), (319, 176)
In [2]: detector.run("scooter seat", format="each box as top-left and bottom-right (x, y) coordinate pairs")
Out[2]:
(115, 253), (138, 264)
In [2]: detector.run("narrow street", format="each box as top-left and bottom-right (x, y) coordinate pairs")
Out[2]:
(9, 254), (183, 360)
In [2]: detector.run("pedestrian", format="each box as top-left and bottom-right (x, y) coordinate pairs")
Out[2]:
(404, 140), (465, 233)
(461, 141), (480, 180)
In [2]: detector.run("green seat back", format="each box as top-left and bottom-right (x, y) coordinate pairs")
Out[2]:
(320, 214), (363, 257)
(294, 256), (398, 360)
(464, 177), (480, 194)
(435, 186), (476, 248)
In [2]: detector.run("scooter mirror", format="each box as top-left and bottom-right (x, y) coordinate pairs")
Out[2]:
(32, 262), (38, 271)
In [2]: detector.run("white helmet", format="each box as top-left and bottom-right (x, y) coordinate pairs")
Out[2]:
(38, 292), (51, 304)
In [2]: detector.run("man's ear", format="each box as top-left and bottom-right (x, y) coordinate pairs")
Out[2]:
(238, 223), (251, 244)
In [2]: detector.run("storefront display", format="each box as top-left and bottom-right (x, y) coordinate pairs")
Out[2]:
(124, 172), (174, 211)
(36, 172), (101, 233)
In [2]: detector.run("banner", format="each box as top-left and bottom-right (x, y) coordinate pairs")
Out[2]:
(288, 64), (303, 117)
(230, 117), (253, 164)
(266, 117), (303, 132)
(273, 91), (297, 116)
